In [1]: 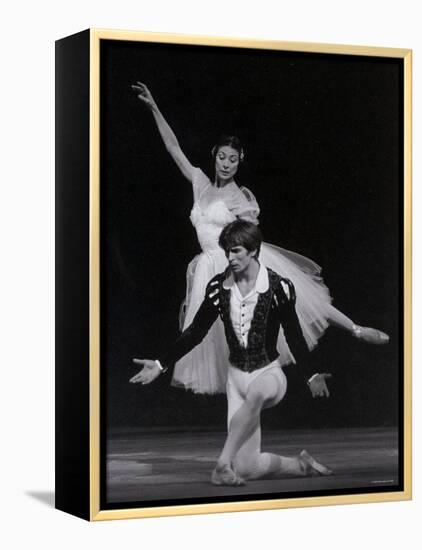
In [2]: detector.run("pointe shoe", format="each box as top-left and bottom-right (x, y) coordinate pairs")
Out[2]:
(299, 450), (333, 477)
(352, 324), (389, 345)
(211, 463), (246, 486)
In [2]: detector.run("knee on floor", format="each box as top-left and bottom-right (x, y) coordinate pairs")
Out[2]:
(234, 457), (259, 480)
(235, 453), (277, 480)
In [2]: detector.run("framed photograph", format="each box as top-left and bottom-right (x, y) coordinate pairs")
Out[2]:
(55, 29), (412, 521)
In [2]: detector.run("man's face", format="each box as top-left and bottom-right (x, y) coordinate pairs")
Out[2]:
(226, 245), (256, 275)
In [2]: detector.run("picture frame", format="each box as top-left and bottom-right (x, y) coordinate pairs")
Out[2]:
(55, 28), (412, 521)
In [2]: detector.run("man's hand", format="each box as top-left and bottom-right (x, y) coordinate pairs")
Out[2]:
(308, 373), (332, 398)
(129, 359), (162, 385)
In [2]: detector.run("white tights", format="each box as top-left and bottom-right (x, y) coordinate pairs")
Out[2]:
(221, 363), (305, 480)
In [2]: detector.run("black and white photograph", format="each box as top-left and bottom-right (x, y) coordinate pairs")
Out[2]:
(99, 37), (404, 510)
(4, 0), (421, 545)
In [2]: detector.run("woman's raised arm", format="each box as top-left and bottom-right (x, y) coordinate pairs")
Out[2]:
(131, 82), (195, 182)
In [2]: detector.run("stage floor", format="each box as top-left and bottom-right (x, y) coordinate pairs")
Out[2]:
(106, 427), (399, 504)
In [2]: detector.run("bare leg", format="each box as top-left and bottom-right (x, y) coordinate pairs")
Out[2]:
(328, 304), (389, 344)
(327, 304), (355, 331)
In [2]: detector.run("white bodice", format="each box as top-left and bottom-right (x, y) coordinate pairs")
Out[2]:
(190, 200), (236, 253)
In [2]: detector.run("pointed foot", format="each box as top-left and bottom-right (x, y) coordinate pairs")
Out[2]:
(352, 325), (389, 345)
(299, 450), (333, 477)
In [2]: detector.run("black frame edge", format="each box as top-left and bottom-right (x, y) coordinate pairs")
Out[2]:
(55, 28), (91, 521)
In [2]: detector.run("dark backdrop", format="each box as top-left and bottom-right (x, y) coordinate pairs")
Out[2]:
(100, 40), (402, 430)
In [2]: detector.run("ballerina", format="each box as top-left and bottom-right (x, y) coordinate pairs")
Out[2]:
(131, 82), (389, 394)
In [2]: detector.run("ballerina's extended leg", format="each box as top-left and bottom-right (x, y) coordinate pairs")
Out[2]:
(327, 305), (389, 345)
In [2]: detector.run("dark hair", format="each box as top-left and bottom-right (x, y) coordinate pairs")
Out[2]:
(218, 220), (262, 258)
(211, 135), (245, 162)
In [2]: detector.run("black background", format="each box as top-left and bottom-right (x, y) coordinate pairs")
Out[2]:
(100, 40), (402, 431)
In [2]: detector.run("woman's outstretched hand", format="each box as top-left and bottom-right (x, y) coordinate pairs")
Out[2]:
(130, 81), (194, 181)
(131, 82), (157, 110)
(130, 358), (162, 384)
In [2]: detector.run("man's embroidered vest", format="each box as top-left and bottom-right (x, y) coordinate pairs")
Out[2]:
(216, 268), (283, 372)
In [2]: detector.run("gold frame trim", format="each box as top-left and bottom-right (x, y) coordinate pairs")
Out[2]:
(88, 28), (412, 521)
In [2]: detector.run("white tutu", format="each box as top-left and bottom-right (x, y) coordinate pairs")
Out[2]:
(174, 248), (231, 394)
(171, 167), (332, 394)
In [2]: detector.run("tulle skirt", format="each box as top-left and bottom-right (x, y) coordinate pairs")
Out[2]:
(171, 243), (333, 394)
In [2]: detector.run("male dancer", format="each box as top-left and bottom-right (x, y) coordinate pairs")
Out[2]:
(130, 220), (333, 486)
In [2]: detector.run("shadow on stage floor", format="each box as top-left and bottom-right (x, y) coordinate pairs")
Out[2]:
(106, 426), (399, 504)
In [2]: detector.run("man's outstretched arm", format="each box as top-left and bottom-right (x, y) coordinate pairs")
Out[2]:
(130, 279), (220, 384)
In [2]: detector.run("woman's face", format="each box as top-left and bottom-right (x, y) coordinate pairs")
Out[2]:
(215, 145), (240, 183)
